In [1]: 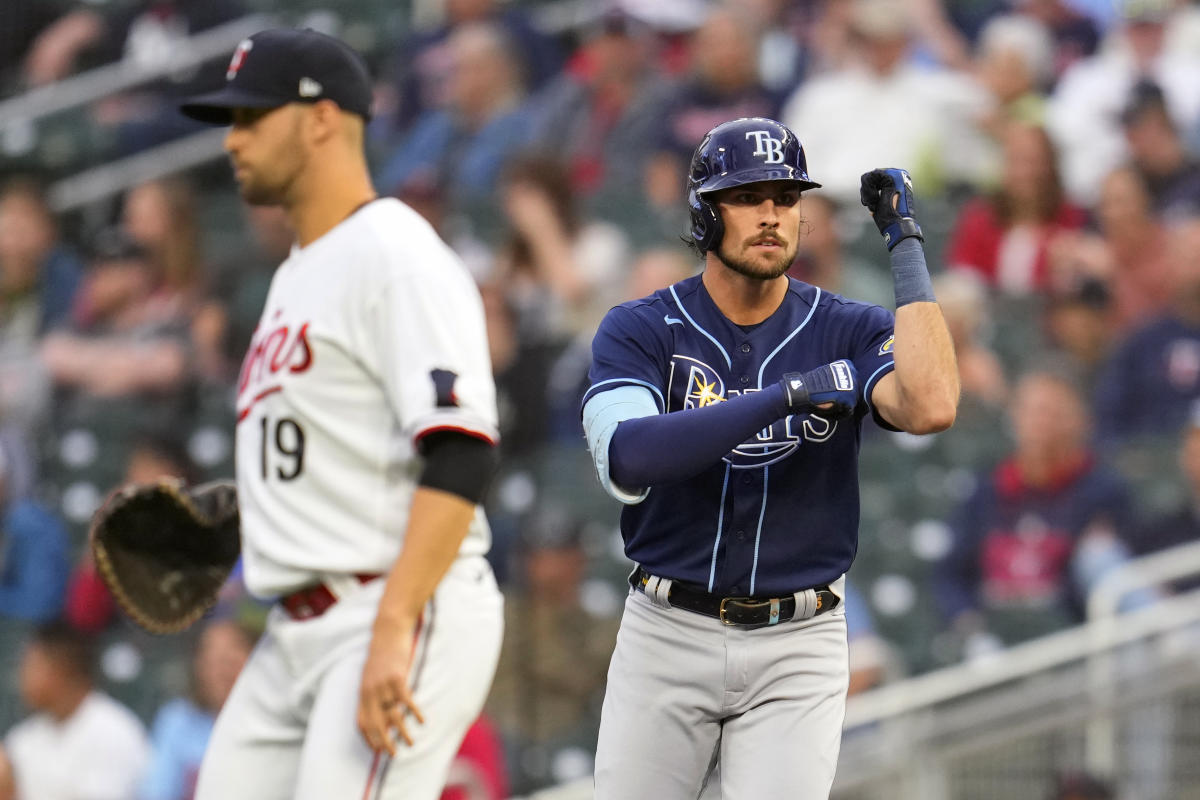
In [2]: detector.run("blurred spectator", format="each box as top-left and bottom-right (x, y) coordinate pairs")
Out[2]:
(1128, 402), (1200, 588)
(120, 177), (227, 383)
(787, 193), (892, 308)
(524, 10), (674, 202)
(1014, 0), (1101, 80)
(1119, 79), (1200, 220)
(842, 580), (896, 695)
(740, 0), (812, 97)
(0, 178), (83, 431)
(486, 508), (619, 787)
(1049, 770), (1115, 800)
(1043, 275), (1116, 391)
(0, 436), (70, 624)
(385, 0), (562, 136)
(491, 155), (629, 345)
(937, 368), (1135, 650)
(781, 0), (990, 205)
(1094, 218), (1200, 444)
(439, 715), (509, 800)
(972, 14), (1056, 141)
(65, 433), (197, 634)
(39, 227), (191, 406)
(4, 621), (149, 799)
(376, 21), (530, 209)
(0, 0), (74, 91)
(208, 204), (292, 373)
(1094, 165), (1173, 332)
(947, 122), (1087, 296)
(137, 619), (253, 800)
(933, 271), (1009, 409)
(646, 5), (777, 211)
(0, 743), (11, 800)
(1046, 0), (1200, 202)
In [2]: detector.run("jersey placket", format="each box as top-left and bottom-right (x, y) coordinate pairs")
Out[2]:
(720, 336), (768, 597)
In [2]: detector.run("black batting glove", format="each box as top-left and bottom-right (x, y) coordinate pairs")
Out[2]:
(780, 360), (858, 419)
(860, 168), (924, 251)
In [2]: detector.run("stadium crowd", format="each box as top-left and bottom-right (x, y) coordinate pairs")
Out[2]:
(2, 0), (1200, 796)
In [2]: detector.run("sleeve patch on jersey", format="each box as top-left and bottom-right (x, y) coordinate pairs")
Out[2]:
(878, 335), (895, 356)
(430, 368), (459, 408)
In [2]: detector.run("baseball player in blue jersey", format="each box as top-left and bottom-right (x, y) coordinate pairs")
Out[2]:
(582, 117), (960, 798)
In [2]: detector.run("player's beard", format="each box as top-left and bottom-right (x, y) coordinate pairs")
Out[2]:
(235, 142), (307, 207)
(715, 235), (798, 281)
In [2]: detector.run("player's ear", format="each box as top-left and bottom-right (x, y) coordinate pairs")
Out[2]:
(305, 99), (342, 144)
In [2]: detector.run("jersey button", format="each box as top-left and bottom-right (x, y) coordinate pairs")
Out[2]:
(736, 530), (746, 541)
(742, 475), (752, 485)
(739, 375), (750, 385)
(740, 343), (751, 353)
(732, 585), (742, 594)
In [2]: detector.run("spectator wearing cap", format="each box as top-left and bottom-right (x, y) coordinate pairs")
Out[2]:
(781, 0), (991, 205)
(1094, 217), (1200, 444)
(1120, 79), (1200, 219)
(376, 21), (531, 215)
(1046, 0), (1200, 203)
(0, 436), (70, 624)
(523, 9), (675, 204)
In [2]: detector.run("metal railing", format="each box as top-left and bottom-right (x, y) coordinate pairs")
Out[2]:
(512, 542), (1200, 800)
(0, 15), (271, 130)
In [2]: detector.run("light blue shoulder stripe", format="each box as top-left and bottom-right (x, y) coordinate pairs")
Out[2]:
(862, 360), (896, 414)
(757, 287), (822, 386)
(670, 284), (731, 370)
(749, 465), (770, 596)
(707, 463), (732, 592)
(586, 378), (666, 413)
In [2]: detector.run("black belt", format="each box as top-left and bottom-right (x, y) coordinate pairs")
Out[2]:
(631, 566), (839, 629)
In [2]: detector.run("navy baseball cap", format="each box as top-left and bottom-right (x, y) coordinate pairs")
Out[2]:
(180, 28), (372, 124)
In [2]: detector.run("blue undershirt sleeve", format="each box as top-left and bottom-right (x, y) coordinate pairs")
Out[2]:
(606, 384), (791, 489)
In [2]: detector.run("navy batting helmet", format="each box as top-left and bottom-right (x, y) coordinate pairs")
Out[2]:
(687, 117), (821, 253)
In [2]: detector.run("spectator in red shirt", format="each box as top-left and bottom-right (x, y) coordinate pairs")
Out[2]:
(947, 121), (1087, 295)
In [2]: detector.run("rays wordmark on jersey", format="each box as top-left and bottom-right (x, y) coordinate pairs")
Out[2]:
(667, 355), (837, 469)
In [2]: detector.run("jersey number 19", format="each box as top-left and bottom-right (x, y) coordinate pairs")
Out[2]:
(260, 416), (306, 480)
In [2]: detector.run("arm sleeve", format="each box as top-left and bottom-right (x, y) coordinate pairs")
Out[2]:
(607, 384), (790, 488)
(417, 431), (499, 504)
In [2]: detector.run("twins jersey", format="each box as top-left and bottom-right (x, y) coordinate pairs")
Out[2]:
(584, 275), (896, 596)
(234, 198), (499, 598)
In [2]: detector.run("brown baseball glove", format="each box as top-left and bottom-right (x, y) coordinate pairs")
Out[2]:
(90, 479), (241, 634)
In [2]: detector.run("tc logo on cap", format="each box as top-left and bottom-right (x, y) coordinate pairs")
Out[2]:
(227, 39), (253, 81)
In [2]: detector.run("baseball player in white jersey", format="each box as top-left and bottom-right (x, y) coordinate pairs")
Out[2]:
(178, 29), (503, 799)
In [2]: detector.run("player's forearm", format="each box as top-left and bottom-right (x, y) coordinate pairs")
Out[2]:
(888, 299), (959, 433)
(374, 486), (477, 633)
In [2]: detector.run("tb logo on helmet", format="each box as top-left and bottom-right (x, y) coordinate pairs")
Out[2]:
(745, 131), (785, 164)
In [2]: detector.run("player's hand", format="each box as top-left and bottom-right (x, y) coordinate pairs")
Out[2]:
(780, 360), (858, 419)
(859, 168), (924, 251)
(358, 620), (426, 756)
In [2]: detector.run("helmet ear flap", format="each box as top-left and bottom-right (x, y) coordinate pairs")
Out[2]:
(689, 189), (722, 253)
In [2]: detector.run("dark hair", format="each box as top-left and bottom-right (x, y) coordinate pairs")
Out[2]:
(501, 154), (579, 269)
(994, 123), (1067, 225)
(30, 620), (97, 682)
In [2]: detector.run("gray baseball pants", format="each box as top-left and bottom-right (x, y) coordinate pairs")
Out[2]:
(594, 578), (849, 799)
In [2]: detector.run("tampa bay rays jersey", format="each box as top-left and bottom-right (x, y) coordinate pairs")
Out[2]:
(584, 274), (897, 596)
(234, 198), (499, 598)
